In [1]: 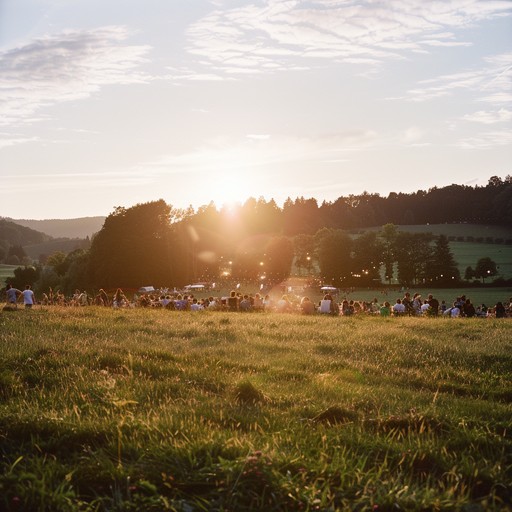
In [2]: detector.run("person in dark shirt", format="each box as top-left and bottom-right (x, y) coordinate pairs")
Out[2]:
(426, 294), (439, 316)
(463, 298), (476, 318)
(495, 302), (506, 318)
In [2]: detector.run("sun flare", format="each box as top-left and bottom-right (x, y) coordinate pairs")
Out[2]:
(208, 172), (253, 209)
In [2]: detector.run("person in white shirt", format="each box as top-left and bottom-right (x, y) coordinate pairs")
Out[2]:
(22, 285), (35, 309)
(392, 298), (406, 315)
(444, 302), (460, 317)
(190, 298), (204, 311)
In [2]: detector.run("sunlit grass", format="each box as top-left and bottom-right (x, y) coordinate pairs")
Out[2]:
(0, 307), (510, 511)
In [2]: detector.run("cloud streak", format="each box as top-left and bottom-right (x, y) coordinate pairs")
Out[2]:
(0, 26), (151, 128)
(175, 0), (512, 80)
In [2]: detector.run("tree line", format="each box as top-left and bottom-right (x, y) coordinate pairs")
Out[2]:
(2, 176), (510, 294)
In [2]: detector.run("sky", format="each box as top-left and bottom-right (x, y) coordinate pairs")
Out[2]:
(1, 0), (511, 220)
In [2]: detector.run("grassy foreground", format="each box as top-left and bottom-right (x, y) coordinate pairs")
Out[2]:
(0, 308), (511, 511)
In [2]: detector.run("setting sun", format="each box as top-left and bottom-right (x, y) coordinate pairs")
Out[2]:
(207, 171), (254, 209)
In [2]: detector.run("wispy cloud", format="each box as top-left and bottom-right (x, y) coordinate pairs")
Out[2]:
(0, 26), (151, 127)
(456, 130), (512, 149)
(403, 52), (512, 103)
(463, 108), (512, 124)
(135, 131), (378, 176)
(0, 134), (39, 149)
(173, 0), (512, 80)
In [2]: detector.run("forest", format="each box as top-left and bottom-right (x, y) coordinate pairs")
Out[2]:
(1, 175), (511, 294)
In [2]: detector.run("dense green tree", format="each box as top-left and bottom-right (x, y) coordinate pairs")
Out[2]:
(265, 236), (294, 284)
(293, 234), (316, 276)
(283, 197), (321, 235)
(231, 249), (262, 283)
(315, 228), (352, 286)
(62, 250), (91, 294)
(88, 200), (176, 289)
(7, 245), (26, 261)
(426, 235), (460, 284)
(6, 265), (40, 291)
(35, 267), (61, 295)
(395, 232), (434, 286)
(351, 231), (383, 285)
(464, 266), (475, 281)
(380, 224), (398, 284)
(474, 257), (498, 283)
(46, 251), (68, 276)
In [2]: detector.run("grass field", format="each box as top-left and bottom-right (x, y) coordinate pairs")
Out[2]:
(450, 242), (512, 281)
(388, 224), (512, 240)
(361, 224), (512, 280)
(0, 308), (510, 511)
(0, 264), (16, 283)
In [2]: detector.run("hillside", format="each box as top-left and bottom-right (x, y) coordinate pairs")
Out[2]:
(359, 224), (512, 281)
(6, 216), (105, 239)
(23, 238), (91, 260)
(0, 219), (50, 246)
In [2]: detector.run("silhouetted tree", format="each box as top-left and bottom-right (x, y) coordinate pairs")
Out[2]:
(464, 266), (475, 281)
(351, 231), (382, 285)
(88, 200), (176, 288)
(426, 235), (460, 285)
(474, 257), (498, 283)
(315, 228), (352, 286)
(265, 236), (294, 284)
(395, 232), (433, 286)
(6, 265), (40, 291)
(46, 251), (68, 276)
(380, 224), (398, 284)
(293, 234), (316, 275)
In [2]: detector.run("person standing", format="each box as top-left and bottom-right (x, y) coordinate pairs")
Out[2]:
(5, 284), (22, 308)
(22, 285), (35, 309)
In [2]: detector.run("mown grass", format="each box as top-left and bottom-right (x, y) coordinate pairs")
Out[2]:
(0, 308), (511, 511)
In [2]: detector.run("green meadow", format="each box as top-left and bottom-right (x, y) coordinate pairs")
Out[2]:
(0, 308), (510, 511)
(0, 265), (17, 283)
(359, 224), (512, 281)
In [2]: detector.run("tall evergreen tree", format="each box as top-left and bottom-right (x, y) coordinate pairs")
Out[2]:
(426, 235), (460, 284)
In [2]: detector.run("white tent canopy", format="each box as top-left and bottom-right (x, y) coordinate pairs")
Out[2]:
(184, 284), (206, 290)
(138, 286), (155, 293)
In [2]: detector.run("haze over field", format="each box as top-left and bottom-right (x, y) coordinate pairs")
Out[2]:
(1, 0), (511, 220)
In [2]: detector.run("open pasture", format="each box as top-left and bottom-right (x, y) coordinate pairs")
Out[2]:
(450, 242), (512, 281)
(0, 308), (511, 511)
(0, 264), (16, 282)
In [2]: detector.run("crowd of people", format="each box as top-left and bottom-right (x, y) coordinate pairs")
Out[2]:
(3, 284), (511, 318)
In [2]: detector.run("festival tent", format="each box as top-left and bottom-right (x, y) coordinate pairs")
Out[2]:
(138, 286), (155, 293)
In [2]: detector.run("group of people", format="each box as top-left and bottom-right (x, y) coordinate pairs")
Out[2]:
(4, 284), (35, 309)
(3, 284), (511, 318)
(103, 288), (512, 318)
(388, 292), (509, 318)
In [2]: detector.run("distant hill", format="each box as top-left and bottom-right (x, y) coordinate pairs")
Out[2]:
(23, 238), (91, 260)
(0, 219), (51, 246)
(5, 216), (106, 239)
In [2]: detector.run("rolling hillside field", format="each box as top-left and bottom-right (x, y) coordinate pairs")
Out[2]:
(0, 264), (17, 283)
(0, 308), (510, 511)
(361, 224), (512, 280)
(451, 242), (512, 281)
